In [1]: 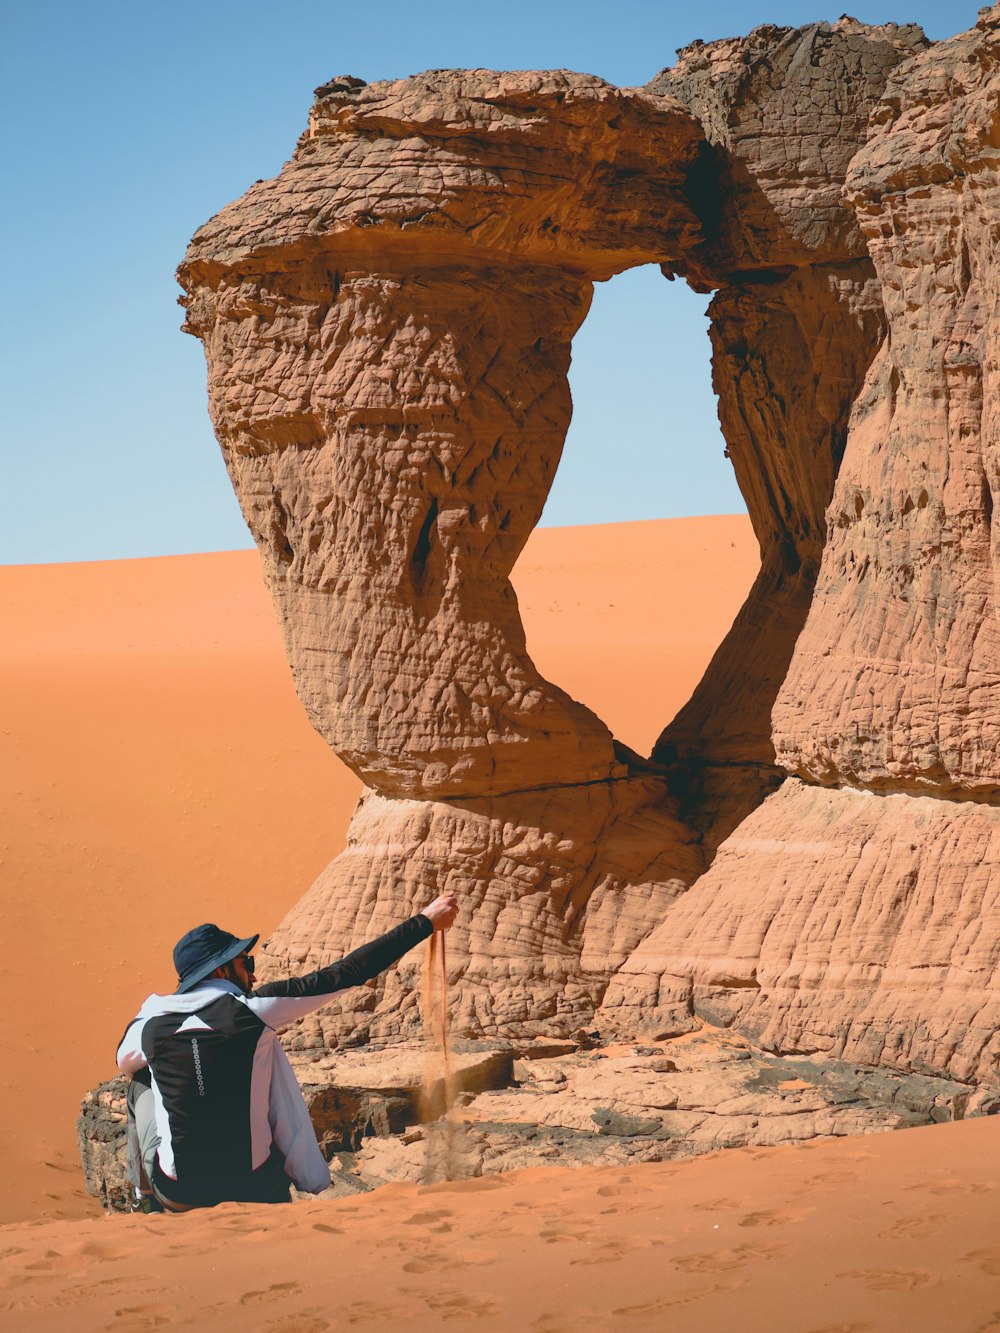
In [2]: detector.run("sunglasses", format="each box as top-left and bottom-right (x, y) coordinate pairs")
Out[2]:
(235, 952), (255, 973)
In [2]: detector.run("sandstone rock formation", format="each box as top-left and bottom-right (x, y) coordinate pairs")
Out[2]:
(80, 1028), (976, 1206)
(605, 9), (1000, 1072)
(649, 19), (926, 839)
(177, 71), (711, 1042)
(178, 71), (705, 802)
(776, 15), (1000, 797)
(107, 6), (1000, 1211)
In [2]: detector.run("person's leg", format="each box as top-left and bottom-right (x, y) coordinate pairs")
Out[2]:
(126, 1070), (162, 1211)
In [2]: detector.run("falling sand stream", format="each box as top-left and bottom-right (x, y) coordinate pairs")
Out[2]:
(420, 932), (468, 1182)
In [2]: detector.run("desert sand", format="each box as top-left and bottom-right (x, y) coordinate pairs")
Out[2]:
(4, 1117), (999, 1330)
(0, 514), (754, 1227)
(7, 515), (999, 1330)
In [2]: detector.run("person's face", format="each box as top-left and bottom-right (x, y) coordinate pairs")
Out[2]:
(228, 951), (256, 994)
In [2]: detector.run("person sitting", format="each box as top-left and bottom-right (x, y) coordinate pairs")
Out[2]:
(116, 893), (458, 1211)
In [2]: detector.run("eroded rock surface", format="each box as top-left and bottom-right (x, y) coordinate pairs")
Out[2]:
(602, 780), (1000, 1083)
(266, 780), (701, 1049)
(177, 68), (716, 1041)
(80, 1028), (977, 1209)
(623, 8), (1000, 1085)
(775, 11), (1000, 797)
(178, 71), (705, 802)
(650, 20), (926, 828)
(83, 8), (1000, 1210)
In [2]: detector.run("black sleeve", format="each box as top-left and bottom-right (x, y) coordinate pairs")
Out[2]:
(252, 913), (434, 999)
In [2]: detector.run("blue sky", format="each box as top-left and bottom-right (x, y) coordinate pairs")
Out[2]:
(2, 1), (967, 564)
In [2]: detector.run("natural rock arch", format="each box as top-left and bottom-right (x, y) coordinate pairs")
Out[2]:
(176, 10), (1000, 1088)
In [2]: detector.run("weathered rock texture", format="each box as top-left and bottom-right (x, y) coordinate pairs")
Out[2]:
(80, 1029), (979, 1208)
(608, 9), (1000, 1078)
(774, 13), (1000, 796)
(602, 780), (1000, 1084)
(272, 781), (700, 1049)
(177, 69), (715, 1038)
(147, 7), (1000, 1209)
(649, 19), (927, 817)
(178, 71), (705, 802)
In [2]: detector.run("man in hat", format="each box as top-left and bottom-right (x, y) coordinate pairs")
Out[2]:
(117, 892), (458, 1212)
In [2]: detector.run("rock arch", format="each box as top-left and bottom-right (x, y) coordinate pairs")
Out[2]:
(177, 11), (1000, 1087)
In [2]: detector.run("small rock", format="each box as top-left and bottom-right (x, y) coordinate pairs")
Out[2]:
(591, 1107), (664, 1138)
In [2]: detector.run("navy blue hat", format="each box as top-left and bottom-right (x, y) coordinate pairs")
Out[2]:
(173, 923), (259, 993)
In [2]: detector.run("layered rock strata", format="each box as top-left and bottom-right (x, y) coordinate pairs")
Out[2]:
(271, 782), (700, 1050)
(775, 13), (1000, 796)
(609, 10), (1000, 1078)
(603, 780), (1000, 1083)
(162, 11), (1000, 1176)
(649, 20), (927, 828)
(80, 1028), (976, 1209)
(178, 71), (705, 801)
(177, 71), (713, 1036)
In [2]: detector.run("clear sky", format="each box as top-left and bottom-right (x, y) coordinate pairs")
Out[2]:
(2, 1), (968, 564)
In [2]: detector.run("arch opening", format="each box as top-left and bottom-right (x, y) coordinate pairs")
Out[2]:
(513, 263), (756, 763)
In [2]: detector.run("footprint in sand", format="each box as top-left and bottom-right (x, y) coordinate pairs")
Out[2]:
(63, 1277), (136, 1302)
(112, 1303), (176, 1330)
(533, 1309), (622, 1330)
(24, 1251), (73, 1274)
(570, 1235), (672, 1266)
(239, 1282), (301, 1306)
(403, 1209), (454, 1228)
(595, 1181), (655, 1200)
(261, 1311), (331, 1333)
(596, 1184), (626, 1198)
(738, 1209), (799, 1229)
(614, 1281), (736, 1315)
(674, 1244), (779, 1274)
(418, 1286), (500, 1320)
(311, 1223), (343, 1235)
(540, 1226), (594, 1243)
(962, 1249), (1000, 1277)
(612, 1299), (680, 1319)
(466, 1221), (519, 1240)
(402, 1246), (497, 1273)
(802, 1323), (873, 1333)
(836, 1268), (933, 1292)
(877, 1214), (946, 1240)
(909, 1179), (991, 1197)
(344, 1300), (411, 1325)
(805, 1172), (860, 1188)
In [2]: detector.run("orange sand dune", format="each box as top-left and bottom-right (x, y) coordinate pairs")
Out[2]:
(0, 516), (756, 1226)
(3, 1117), (999, 1331)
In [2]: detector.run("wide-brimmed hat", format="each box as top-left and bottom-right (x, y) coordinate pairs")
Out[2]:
(173, 923), (259, 993)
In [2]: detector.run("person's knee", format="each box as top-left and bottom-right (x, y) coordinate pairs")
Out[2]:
(126, 1067), (152, 1111)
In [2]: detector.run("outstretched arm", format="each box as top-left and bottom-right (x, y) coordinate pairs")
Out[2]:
(249, 893), (458, 1028)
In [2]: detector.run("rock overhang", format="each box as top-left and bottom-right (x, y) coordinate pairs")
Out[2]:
(169, 10), (1000, 1113)
(178, 68), (707, 290)
(82, 5), (1000, 1213)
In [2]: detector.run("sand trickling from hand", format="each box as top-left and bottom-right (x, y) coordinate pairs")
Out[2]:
(420, 931), (471, 1182)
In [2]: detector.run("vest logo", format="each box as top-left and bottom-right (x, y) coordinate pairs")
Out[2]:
(175, 1015), (214, 1034)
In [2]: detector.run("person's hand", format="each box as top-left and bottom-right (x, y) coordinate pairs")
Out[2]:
(421, 891), (458, 932)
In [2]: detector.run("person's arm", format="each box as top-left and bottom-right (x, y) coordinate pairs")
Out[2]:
(248, 894), (457, 1029)
(116, 1018), (148, 1075)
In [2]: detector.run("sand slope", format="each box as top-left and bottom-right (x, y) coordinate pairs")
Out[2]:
(0, 516), (756, 1225)
(6, 516), (1000, 1330)
(3, 1117), (999, 1331)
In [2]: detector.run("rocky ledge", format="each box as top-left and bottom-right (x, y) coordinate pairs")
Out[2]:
(80, 1029), (986, 1210)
